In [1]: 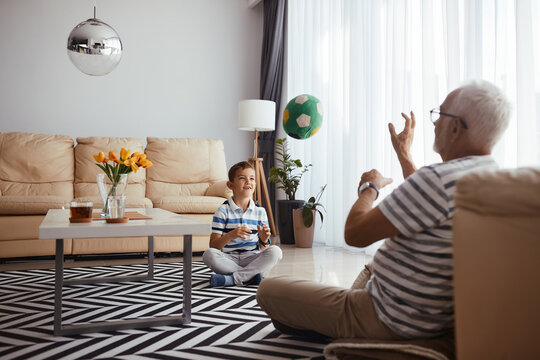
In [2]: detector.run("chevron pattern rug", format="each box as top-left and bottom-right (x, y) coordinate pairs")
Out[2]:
(0, 261), (328, 360)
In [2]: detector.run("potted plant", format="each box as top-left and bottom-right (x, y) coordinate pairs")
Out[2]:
(268, 137), (311, 244)
(293, 185), (326, 248)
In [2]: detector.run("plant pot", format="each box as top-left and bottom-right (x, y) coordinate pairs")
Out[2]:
(292, 209), (315, 248)
(277, 199), (305, 244)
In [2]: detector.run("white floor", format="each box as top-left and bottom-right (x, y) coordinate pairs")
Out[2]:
(0, 244), (373, 289)
(266, 244), (373, 288)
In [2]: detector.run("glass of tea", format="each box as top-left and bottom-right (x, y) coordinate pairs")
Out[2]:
(63, 201), (93, 222)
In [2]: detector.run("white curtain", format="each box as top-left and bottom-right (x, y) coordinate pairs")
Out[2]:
(285, 0), (540, 248)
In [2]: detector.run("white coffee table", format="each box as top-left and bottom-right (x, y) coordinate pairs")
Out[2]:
(39, 208), (210, 336)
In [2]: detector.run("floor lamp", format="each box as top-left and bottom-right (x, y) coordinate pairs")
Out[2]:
(238, 100), (277, 237)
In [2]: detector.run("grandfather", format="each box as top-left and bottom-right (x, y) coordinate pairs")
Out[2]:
(256, 80), (511, 340)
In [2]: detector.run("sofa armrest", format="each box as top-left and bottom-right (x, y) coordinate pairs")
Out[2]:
(323, 335), (454, 360)
(204, 180), (232, 198)
(453, 167), (540, 360)
(455, 167), (540, 216)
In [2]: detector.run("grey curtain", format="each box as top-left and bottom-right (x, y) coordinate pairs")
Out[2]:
(259, 0), (287, 215)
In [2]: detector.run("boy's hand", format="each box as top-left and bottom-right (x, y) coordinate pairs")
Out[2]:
(257, 223), (271, 243)
(230, 225), (252, 239)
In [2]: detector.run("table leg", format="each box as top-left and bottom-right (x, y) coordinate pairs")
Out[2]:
(148, 236), (154, 280)
(53, 234), (191, 335)
(54, 239), (64, 336)
(183, 234), (192, 323)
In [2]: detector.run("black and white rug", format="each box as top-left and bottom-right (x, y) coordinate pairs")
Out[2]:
(0, 262), (328, 359)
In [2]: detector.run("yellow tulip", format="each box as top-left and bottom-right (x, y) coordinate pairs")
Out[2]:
(93, 152), (107, 163)
(124, 158), (139, 173)
(130, 152), (141, 163)
(120, 148), (130, 161)
(108, 151), (120, 163)
(139, 159), (153, 168)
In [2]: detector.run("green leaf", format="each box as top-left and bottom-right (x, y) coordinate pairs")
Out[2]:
(317, 210), (324, 227)
(302, 207), (314, 227)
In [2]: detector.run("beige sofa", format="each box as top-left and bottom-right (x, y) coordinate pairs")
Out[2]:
(453, 167), (540, 360)
(0, 132), (232, 259)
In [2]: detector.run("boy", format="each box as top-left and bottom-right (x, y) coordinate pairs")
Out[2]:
(203, 161), (283, 287)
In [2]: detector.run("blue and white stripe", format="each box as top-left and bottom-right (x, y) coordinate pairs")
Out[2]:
(212, 196), (269, 252)
(370, 155), (497, 338)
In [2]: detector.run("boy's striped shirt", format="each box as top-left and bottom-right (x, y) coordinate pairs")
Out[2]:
(212, 196), (269, 252)
(369, 155), (497, 338)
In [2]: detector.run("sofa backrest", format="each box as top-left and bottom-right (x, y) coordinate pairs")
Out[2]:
(145, 138), (228, 199)
(74, 137), (146, 199)
(0, 132), (74, 198)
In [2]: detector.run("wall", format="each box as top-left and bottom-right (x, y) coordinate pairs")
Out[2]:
(0, 0), (262, 166)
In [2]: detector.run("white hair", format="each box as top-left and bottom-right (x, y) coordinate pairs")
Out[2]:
(449, 80), (511, 150)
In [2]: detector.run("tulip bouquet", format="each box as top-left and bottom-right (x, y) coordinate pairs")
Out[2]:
(93, 148), (153, 215)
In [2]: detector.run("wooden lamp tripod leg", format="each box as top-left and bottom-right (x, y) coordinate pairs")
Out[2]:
(258, 160), (277, 237)
(250, 130), (277, 238)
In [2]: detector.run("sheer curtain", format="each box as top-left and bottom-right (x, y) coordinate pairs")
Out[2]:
(286, 0), (540, 248)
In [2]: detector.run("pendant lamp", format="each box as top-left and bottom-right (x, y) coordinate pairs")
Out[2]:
(67, 6), (122, 76)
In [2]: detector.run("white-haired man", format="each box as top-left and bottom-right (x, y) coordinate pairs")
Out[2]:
(256, 80), (511, 340)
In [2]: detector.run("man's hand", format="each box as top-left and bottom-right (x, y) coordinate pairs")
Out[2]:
(257, 223), (271, 244)
(358, 169), (393, 197)
(346, 169), (400, 248)
(230, 225), (252, 239)
(388, 111), (417, 178)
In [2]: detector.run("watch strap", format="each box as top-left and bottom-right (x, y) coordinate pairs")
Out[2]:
(360, 182), (380, 200)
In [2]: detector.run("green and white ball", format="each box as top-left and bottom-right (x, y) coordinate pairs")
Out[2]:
(283, 94), (323, 140)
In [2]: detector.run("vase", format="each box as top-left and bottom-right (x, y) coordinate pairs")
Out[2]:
(97, 173), (128, 217)
(277, 200), (305, 244)
(292, 209), (315, 248)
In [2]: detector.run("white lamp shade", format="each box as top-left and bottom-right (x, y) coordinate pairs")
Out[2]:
(238, 99), (276, 131)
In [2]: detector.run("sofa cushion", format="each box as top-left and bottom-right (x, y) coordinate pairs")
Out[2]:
(145, 138), (228, 200)
(152, 196), (225, 214)
(74, 137), (146, 199)
(0, 215), (45, 240)
(146, 182), (211, 198)
(0, 196), (67, 215)
(0, 132), (74, 198)
(73, 195), (153, 209)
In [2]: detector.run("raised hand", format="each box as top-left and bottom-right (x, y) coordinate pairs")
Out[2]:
(257, 223), (271, 243)
(359, 169), (393, 193)
(389, 111), (416, 160)
(388, 111), (417, 178)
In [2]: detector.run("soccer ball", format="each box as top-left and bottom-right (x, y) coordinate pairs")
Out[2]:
(283, 94), (323, 140)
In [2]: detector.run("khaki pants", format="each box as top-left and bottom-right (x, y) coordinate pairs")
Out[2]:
(256, 264), (402, 340)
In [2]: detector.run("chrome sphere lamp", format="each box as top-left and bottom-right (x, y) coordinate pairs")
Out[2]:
(67, 6), (122, 76)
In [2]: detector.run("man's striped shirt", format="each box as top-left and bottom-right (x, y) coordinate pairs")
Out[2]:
(212, 196), (269, 252)
(369, 155), (497, 338)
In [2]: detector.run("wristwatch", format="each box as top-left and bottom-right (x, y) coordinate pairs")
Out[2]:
(359, 181), (380, 200)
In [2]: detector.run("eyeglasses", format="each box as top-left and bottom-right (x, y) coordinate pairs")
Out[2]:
(430, 108), (468, 129)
